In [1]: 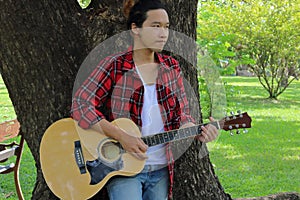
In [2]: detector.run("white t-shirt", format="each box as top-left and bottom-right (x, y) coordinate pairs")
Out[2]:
(136, 68), (167, 165)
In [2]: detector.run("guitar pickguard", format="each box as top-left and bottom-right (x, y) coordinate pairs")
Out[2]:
(86, 156), (124, 185)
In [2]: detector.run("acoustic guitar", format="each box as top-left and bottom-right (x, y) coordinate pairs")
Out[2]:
(40, 112), (251, 200)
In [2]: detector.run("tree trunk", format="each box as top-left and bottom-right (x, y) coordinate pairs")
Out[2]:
(0, 0), (230, 199)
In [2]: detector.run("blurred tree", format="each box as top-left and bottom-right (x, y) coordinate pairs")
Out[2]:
(198, 0), (300, 99)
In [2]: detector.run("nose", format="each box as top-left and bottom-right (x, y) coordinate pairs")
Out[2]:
(159, 27), (169, 38)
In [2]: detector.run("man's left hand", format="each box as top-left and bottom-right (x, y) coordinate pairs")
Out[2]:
(195, 117), (219, 143)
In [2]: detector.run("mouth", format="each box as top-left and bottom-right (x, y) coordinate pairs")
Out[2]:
(156, 41), (167, 43)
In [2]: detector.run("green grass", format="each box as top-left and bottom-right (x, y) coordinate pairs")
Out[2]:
(0, 75), (299, 199)
(0, 75), (36, 200)
(206, 76), (300, 198)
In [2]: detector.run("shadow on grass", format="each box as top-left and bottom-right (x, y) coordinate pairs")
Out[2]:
(208, 116), (300, 198)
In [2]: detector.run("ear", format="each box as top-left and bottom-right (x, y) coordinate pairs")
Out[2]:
(131, 23), (140, 35)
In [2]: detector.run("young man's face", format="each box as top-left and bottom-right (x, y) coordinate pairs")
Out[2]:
(136, 9), (169, 52)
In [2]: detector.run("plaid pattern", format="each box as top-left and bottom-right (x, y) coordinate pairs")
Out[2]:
(71, 50), (195, 199)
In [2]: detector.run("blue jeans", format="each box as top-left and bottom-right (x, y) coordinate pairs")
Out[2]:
(106, 165), (169, 200)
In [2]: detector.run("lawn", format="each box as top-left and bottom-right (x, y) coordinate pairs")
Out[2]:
(0, 75), (36, 200)
(0, 75), (299, 199)
(206, 76), (300, 198)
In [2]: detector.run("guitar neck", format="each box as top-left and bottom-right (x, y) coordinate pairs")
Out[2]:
(141, 121), (221, 147)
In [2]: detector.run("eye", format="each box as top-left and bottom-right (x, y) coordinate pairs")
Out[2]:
(152, 24), (160, 28)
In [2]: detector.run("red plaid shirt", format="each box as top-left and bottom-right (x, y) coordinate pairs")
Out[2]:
(71, 50), (194, 199)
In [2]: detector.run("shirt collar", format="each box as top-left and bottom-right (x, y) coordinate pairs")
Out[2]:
(122, 48), (171, 71)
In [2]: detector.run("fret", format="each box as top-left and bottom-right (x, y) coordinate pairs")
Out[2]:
(159, 133), (164, 144)
(188, 126), (195, 137)
(184, 128), (191, 137)
(142, 137), (149, 146)
(163, 132), (169, 143)
(168, 131), (173, 142)
(185, 128), (193, 136)
(190, 126), (198, 136)
(147, 137), (152, 146)
(173, 130), (179, 140)
(153, 135), (158, 146)
(177, 128), (185, 139)
(197, 125), (202, 135)
(176, 125), (199, 139)
(169, 130), (175, 141)
(195, 126), (200, 135)
(191, 127), (196, 136)
(141, 120), (222, 147)
(212, 121), (220, 129)
(150, 136), (155, 146)
(155, 135), (160, 145)
(148, 137), (152, 146)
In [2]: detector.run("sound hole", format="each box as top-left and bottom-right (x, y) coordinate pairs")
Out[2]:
(100, 141), (121, 162)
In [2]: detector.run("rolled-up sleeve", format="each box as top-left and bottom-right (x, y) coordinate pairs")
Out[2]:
(71, 58), (114, 129)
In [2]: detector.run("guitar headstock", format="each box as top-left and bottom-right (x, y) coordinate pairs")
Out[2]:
(220, 111), (252, 135)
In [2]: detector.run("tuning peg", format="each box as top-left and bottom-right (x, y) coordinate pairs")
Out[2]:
(236, 130), (240, 134)
(230, 111), (236, 119)
(225, 112), (230, 121)
(237, 110), (243, 117)
(243, 129), (248, 133)
(230, 131), (234, 136)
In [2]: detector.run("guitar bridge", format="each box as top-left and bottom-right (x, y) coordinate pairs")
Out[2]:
(74, 140), (87, 174)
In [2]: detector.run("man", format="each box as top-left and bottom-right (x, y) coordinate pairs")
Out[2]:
(71, 0), (219, 199)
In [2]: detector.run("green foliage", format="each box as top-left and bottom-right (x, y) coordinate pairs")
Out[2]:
(198, 77), (211, 119)
(197, 0), (300, 99)
(197, 2), (256, 76)
(198, 55), (227, 120)
(77, 0), (91, 9)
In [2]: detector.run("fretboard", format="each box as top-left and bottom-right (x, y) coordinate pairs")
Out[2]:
(141, 121), (220, 147)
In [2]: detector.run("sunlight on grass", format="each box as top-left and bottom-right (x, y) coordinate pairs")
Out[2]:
(208, 140), (246, 160)
(1, 75), (299, 199)
(0, 75), (36, 200)
(226, 81), (261, 87)
(282, 155), (300, 161)
(0, 80), (16, 121)
(207, 77), (300, 198)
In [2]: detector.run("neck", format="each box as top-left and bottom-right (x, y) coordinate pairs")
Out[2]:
(132, 48), (155, 66)
(141, 121), (221, 147)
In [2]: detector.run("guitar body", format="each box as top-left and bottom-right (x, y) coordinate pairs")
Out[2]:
(40, 118), (145, 200)
(40, 112), (252, 199)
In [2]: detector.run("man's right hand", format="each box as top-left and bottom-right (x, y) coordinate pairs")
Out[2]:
(118, 131), (148, 160)
(92, 119), (148, 160)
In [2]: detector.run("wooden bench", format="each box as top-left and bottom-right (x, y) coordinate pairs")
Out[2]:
(0, 119), (24, 200)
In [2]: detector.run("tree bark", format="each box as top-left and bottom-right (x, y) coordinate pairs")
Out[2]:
(0, 0), (230, 199)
